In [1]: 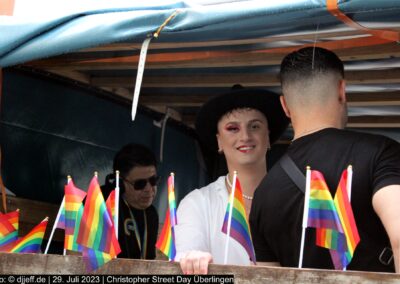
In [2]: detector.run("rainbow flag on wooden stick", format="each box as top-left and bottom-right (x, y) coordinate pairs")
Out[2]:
(300, 167), (360, 270)
(77, 174), (120, 272)
(156, 173), (177, 260)
(307, 170), (347, 251)
(329, 167), (360, 270)
(221, 172), (256, 264)
(64, 180), (87, 252)
(0, 209), (19, 250)
(10, 217), (48, 253)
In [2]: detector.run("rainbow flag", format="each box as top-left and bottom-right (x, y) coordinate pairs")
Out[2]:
(81, 248), (113, 272)
(77, 175), (120, 272)
(10, 217), (48, 253)
(329, 169), (360, 270)
(106, 190), (116, 222)
(307, 171), (344, 237)
(221, 177), (256, 264)
(64, 180), (87, 252)
(55, 201), (66, 230)
(0, 210), (19, 250)
(156, 174), (177, 260)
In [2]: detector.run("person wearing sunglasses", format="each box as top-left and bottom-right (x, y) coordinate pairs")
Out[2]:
(101, 143), (159, 260)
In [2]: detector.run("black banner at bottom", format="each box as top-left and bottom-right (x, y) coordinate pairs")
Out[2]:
(0, 275), (235, 284)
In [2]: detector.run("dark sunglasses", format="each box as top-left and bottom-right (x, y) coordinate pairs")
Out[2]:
(124, 175), (160, 190)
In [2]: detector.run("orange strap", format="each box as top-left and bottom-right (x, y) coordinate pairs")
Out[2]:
(0, 68), (6, 213)
(326, 0), (399, 42)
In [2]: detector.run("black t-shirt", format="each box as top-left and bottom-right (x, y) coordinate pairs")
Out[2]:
(118, 202), (159, 260)
(250, 128), (400, 272)
(101, 182), (159, 260)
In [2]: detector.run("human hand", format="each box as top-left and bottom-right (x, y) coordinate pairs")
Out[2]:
(179, 251), (213, 274)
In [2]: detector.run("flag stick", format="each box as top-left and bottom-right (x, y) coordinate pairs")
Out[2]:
(114, 171), (120, 239)
(298, 166), (311, 268)
(347, 165), (353, 201)
(63, 176), (72, 256)
(223, 171), (237, 265)
(169, 172), (177, 226)
(44, 197), (64, 255)
(44, 175), (71, 255)
(343, 165), (353, 271)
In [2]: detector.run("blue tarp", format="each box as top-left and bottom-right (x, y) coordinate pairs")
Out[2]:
(1, 0), (400, 66)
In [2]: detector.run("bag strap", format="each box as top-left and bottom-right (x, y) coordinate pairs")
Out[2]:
(279, 153), (306, 193)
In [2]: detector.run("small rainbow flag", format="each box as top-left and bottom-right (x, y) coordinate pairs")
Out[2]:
(329, 168), (360, 270)
(77, 175), (120, 272)
(64, 180), (87, 252)
(0, 209), (19, 250)
(55, 200), (66, 230)
(156, 174), (177, 260)
(10, 217), (48, 253)
(81, 248), (113, 272)
(307, 170), (346, 253)
(106, 190), (116, 222)
(221, 175), (256, 264)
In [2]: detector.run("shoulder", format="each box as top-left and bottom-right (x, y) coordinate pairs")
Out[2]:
(182, 176), (225, 201)
(325, 128), (398, 146)
(177, 176), (226, 210)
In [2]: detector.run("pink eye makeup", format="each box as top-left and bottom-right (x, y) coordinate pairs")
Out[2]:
(225, 124), (240, 132)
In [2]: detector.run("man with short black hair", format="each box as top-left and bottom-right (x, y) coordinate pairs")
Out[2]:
(250, 47), (400, 272)
(102, 143), (159, 259)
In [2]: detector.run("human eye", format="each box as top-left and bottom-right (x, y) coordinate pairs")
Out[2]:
(225, 124), (239, 132)
(250, 122), (261, 130)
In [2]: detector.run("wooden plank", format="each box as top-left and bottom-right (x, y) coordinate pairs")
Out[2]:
(28, 42), (400, 70)
(0, 253), (399, 283)
(347, 116), (400, 128)
(80, 30), (369, 51)
(0, 194), (63, 242)
(140, 95), (210, 107)
(90, 69), (400, 88)
(347, 92), (400, 107)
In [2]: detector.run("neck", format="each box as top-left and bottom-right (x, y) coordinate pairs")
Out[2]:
(226, 162), (266, 198)
(291, 113), (343, 141)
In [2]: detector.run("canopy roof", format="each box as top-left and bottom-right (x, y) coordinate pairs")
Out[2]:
(1, 0), (400, 138)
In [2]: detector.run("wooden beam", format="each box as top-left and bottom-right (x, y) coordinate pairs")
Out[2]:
(347, 116), (400, 128)
(47, 69), (132, 100)
(81, 30), (369, 51)
(28, 42), (400, 70)
(140, 95), (210, 107)
(1, 253), (400, 283)
(91, 73), (279, 88)
(0, 195), (63, 242)
(139, 91), (400, 108)
(346, 69), (400, 84)
(347, 91), (400, 106)
(90, 69), (400, 88)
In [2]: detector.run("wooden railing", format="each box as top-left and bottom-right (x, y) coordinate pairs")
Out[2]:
(0, 253), (400, 283)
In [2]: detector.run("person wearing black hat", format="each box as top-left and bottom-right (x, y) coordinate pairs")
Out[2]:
(174, 87), (289, 274)
(101, 143), (159, 260)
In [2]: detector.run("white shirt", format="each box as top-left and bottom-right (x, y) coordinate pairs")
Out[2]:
(175, 176), (251, 265)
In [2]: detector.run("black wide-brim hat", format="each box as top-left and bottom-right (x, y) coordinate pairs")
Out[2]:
(195, 88), (289, 152)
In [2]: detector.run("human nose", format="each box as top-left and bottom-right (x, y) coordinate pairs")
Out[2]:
(143, 180), (154, 191)
(239, 127), (251, 141)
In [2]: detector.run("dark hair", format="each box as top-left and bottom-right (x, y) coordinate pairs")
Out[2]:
(113, 143), (157, 178)
(280, 47), (344, 86)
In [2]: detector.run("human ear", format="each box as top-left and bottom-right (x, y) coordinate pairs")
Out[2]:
(280, 95), (291, 118)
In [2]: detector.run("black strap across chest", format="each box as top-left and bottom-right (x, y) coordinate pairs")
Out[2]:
(279, 153), (305, 193)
